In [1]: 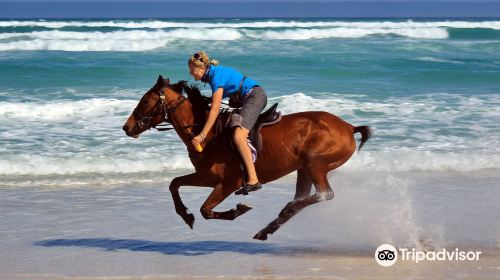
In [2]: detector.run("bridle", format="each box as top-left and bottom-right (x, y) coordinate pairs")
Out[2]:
(132, 86), (196, 132)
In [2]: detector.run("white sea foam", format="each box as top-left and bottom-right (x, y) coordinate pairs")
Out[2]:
(0, 28), (244, 51)
(415, 56), (466, 64)
(0, 148), (498, 179)
(0, 98), (135, 120)
(0, 27), (449, 51)
(273, 92), (500, 119)
(344, 150), (500, 173)
(0, 39), (169, 52)
(5, 18), (498, 52)
(2, 92), (498, 124)
(1, 91), (499, 177)
(1, 20), (498, 51)
(248, 27), (448, 40)
(0, 152), (193, 176)
(1, 20), (500, 30)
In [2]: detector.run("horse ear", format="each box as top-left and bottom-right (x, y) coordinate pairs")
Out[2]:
(165, 78), (170, 85)
(157, 75), (164, 86)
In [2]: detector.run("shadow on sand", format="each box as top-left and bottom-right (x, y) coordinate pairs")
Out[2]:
(35, 238), (372, 256)
(35, 238), (282, 256)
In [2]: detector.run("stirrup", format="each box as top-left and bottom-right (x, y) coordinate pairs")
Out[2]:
(235, 182), (262, 196)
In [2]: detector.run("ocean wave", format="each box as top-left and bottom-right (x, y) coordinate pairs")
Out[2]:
(0, 38), (169, 52)
(0, 148), (498, 179)
(0, 28), (242, 41)
(1, 20), (500, 30)
(0, 28), (242, 51)
(0, 152), (193, 176)
(247, 27), (448, 40)
(1, 92), (498, 177)
(274, 92), (500, 119)
(2, 19), (499, 52)
(415, 56), (466, 64)
(343, 150), (500, 173)
(0, 98), (135, 120)
(1, 20), (499, 52)
(0, 27), (449, 51)
(2, 92), (499, 122)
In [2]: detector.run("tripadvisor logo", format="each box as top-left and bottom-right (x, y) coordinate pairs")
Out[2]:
(375, 244), (398, 267)
(375, 244), (482, 267)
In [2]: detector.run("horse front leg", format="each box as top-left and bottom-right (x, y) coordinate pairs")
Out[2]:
(169, 173), (210, 229)
(200, 182), (252, 220)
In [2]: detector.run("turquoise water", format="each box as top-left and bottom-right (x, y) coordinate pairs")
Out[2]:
(0, 18), (499, 187)
(1, 20), (499, 278)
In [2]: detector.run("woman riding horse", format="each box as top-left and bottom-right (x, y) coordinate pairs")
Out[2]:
(122, 68), (372, 240)
(189, 51), (266, 193)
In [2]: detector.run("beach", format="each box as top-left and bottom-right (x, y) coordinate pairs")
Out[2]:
(1, 18), (499, 279)
(1, 171), (499, 279)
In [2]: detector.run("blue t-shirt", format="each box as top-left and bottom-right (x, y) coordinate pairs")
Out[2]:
(204, 65), (258, 98)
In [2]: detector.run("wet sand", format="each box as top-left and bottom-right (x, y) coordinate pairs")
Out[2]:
(3, 250), (499, 280)
(1, 171), (499, 279)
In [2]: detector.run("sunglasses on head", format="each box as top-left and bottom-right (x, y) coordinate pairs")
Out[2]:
(193, 53), (204, 63)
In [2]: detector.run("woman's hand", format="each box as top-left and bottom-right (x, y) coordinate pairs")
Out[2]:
(191, 134), (205, 147)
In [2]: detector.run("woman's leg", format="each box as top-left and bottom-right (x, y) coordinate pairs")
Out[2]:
(233, 127), (259, 185)
(232, 86), (267, 189)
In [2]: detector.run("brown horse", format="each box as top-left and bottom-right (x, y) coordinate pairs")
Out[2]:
(122, 75), (372, 240)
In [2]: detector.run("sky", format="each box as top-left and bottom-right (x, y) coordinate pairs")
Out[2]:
(0, 1), (499, 18)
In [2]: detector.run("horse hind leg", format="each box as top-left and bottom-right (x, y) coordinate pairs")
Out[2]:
(253, 169), (334, 241)
(200, 182), (253, 221)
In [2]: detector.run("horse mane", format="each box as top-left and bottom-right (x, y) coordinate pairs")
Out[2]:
(169, 80), (210, 112)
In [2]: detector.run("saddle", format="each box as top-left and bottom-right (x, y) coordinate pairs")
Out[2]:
(217, 103), (282, 154)
(247, 103), (282, 153)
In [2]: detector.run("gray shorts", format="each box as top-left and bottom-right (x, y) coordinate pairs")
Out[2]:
(229, 86), (268, 131)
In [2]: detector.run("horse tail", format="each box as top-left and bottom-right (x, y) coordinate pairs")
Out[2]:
(353, 125), (372, 153)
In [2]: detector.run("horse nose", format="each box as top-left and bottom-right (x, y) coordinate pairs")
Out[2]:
(122, 124), (129, 133)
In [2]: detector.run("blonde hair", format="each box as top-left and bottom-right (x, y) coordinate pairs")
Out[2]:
(188, 51), (219, 69)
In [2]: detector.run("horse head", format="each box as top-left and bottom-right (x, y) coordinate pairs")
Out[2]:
(122, 75), (171, 138)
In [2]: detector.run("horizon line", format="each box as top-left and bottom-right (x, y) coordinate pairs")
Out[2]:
(2, 16), (500, 20)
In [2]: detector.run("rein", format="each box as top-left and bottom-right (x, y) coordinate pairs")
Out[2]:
(156, 124), (198, 132)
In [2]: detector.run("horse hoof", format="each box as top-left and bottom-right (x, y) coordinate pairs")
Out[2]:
(253, 231), (268, 241)
(183, 213), (195, 229)
(236, 203), (252, 214)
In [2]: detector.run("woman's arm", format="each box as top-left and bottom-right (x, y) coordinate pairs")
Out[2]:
(192, 87), (223, 147)
(201, 87), (223, 137)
